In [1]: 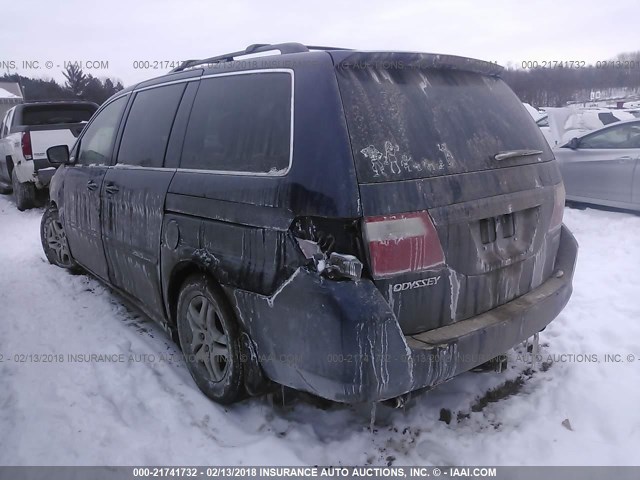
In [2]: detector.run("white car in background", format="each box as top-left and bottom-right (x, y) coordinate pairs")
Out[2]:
(0, 101), (97, 210)
(522, 103), (555, 145)
(554, 118), (640, 212)
(540, 107), (635, 148)
(523, 102), (544, 121)
(535, 114), (554, 146)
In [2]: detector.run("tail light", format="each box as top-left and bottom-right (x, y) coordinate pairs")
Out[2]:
(21, 132), (33, 160)
(550, 183), (565, 231)
(292, 216), (364, 280)
(364, 211), (445, 278)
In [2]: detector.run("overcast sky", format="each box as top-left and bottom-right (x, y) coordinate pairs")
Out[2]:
(1, 0), (638, 87)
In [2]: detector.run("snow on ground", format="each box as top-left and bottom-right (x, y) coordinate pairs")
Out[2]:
(0, 194), (639, 466)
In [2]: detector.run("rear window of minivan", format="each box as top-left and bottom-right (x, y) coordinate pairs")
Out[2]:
(336, 66), (552, 183)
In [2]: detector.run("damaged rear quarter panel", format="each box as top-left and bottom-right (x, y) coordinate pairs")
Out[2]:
(227, 268), (416, 403)
(161, 207), (300, 298)
(160, 52), (361, 324)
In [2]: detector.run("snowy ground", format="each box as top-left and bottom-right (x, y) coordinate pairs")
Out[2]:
(0, 194), (639, 466)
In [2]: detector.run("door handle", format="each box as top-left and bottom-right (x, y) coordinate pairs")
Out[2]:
(105, 184), (119, 194)
(86, 180), (98, 191)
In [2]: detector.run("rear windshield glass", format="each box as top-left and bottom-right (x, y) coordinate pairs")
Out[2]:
(21, 105), (96, 126)
(336, 67), (553, 182)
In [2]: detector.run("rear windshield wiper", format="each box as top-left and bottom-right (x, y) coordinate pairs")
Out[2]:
(494, 149), (543, 161)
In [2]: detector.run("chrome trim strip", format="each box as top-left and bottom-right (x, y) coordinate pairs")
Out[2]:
(123, 69), (295, 177)
(134, 77), (200, 92)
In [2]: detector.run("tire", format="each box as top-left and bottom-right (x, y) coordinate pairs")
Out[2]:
(12, 170), (36, 211)
(0, 180), (11, 195)
(34, 187), (48, 208)
(40, 205), (79, 271)
(566, 201), (587, 211)
(177, 274), (244, 405)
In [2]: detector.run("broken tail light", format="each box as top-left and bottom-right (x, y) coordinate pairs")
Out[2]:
(363, 211), (445, 278)
(550, 183), (566, 231)
(21, 132), (33, 160)
(293, 217), (364, 281)
(324, 252), (363, 280)
(295, 239), (363, 281)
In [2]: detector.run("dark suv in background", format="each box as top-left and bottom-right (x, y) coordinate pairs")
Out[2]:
(41, 43), (578, 405)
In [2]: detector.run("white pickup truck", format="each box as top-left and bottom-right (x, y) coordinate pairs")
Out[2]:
(0, 101), (98, 210)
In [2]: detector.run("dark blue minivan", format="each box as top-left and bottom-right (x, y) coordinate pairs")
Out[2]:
(41, 43), (577, 405)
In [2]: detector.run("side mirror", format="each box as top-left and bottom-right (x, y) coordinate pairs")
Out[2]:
(567, 137), (580, 150)
(47, 145), (71, 165)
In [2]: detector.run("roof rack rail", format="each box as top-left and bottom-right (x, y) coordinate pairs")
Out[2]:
(306, 45), (352, 51)
(169, 43), (350, 72)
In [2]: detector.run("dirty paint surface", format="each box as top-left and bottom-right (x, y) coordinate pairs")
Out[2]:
(0, 198), (637, 465)
(45, 50), (574, 405)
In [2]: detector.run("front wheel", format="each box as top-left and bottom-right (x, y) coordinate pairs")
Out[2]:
(11, 170), (36, 211)
(40, 205), (79, 271)
(177, 275), (244, 405)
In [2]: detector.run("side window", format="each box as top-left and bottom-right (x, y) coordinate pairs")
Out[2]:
(117, 83), (185, 168)
(77, 96), (128, 166)
(580, 123), (640, 149)
(626, 124), (640, 148)
(0, 112), (7, 138)
(180, 72), (292, 173)
(597, 112), (620, 126)
(2, 108), (14, 137)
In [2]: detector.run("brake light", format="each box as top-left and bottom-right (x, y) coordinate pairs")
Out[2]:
(364, 211), (445, 278)
(550, 183), (565, 230)
(21, 132), (33, 160)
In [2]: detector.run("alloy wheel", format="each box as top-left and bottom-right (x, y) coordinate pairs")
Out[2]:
(45, 217), (72, 267)
(187, 295), (229, 382)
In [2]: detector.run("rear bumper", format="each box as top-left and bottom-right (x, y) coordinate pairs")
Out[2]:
(229, 225), (578, 403)
(13, 158), (55, 188)
(405, 224), (577, 384)
(33, 159), (56, 187)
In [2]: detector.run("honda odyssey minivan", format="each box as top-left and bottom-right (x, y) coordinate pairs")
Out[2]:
(41, 43), (578, 405)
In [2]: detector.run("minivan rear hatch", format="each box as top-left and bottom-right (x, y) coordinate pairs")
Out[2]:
(332, 52), (564, 335)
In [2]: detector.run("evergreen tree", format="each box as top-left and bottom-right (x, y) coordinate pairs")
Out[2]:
(62, 63), (88, 97)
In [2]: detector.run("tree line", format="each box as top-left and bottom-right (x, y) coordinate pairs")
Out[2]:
(501, 51), (640, 107)
(2, 64), (123, 105)
(3, 51), (639, 108)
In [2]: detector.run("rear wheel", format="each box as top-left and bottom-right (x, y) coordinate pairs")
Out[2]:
(40, 205), (79, 271)
(12, 170), (36, 211)
(177, 275), (244, 405)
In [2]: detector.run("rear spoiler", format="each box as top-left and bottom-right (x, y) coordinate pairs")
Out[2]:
(329, 51), (504, 77)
